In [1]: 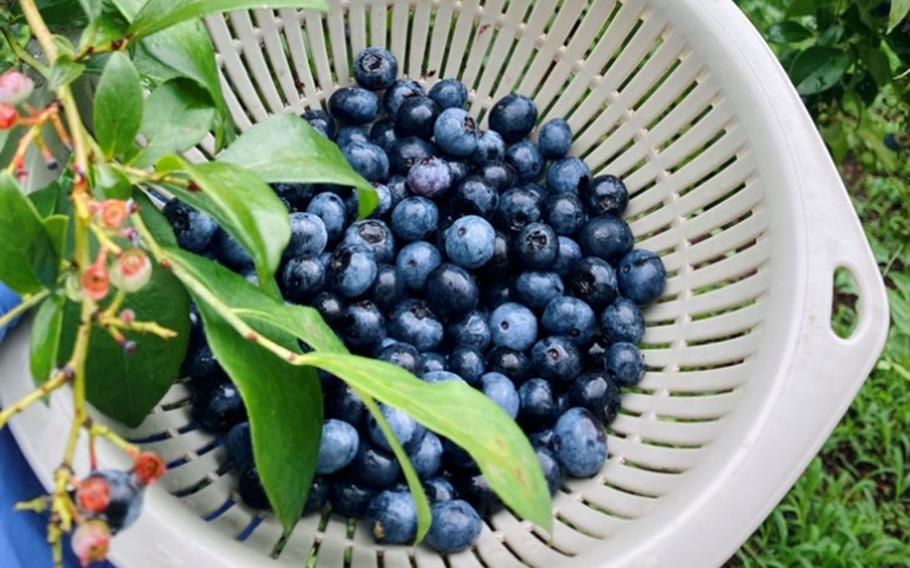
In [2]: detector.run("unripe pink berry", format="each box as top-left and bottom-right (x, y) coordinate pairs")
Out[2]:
(76, 476), (111, 515)
(71, 519), (111, 567)
(0, 71), (34, 105)
(82, 265), (111, 302)
(0, 104), (17, 129)
(111, 250), (152, 293)
(96, 200), (130, 230)
(133, 452), (167, 487)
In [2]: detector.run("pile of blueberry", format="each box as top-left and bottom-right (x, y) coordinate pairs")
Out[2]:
(166, 47), (666, 554)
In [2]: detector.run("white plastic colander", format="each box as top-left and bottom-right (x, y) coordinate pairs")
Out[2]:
(0, 0), (892, 566)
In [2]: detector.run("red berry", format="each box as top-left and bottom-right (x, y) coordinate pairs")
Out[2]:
(133, 451), (167, 486)
(82, 265), (111, 302)
(76, 476), (111, 515)
(0, 104), (17, 129)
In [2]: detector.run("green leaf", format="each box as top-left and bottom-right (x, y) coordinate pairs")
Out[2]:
(861, 46), (893, 87)
(94, 53), (143, 158)
(58, 264), (191, 427)
(43, 215), (69, 260)
(108, 0), (144, 19)
(135, 192), (178, 248)
(789, 47), (853, 95)
(194, 301), (322, 532)
(29, 182), (66, 217)
(0, 175), (59, 295)
(787, 0), (818, 18)
(301, 353), (553, 535)
(94, 164), (133, 200)
(77, 0), (103, 20)
(131, 79), (215, 168)
(31, 295), (65, 385)
(890, 0), (910, 32)
(37, 0), (90, 26)
(767, 21), (812, 43)
(154, 157), (290, 295)
(217, 114), (378, 218)
(130, 0), (328, 39)
(49, 55), (85, 90)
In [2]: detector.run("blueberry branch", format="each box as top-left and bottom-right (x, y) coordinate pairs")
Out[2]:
(0, 289), (49, 329)
(0, 369), (72, 429)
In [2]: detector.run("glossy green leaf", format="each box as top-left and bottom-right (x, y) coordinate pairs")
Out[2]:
(862, 46), (893, 87)
(31, 295), (65, 385)
(194, 301), (322, 532)
(131, 79), (216, 168)
(42, 215), (69, 260)
(130, 0), (328, 39)
(789, 47), (852, 95)
(135, 192), (178, 248)
(94, 53), (143, 158)
(767, 21), (812, 44)
(217, 114), (378, 218)
(890, 0), (910, 32)
(94, 164), (133, 200)
(108, 0), (143, 19)
(58, 263), (191, 427)
(154, 157), (290, 295)
(0, 175), (59, 295)
(48, 55), (85, 90)
(300, 353), (553, 535)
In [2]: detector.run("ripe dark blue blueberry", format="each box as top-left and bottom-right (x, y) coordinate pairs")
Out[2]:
(342, 141), (390, 182)
(183, 339), (227, 393)
(305, 476), (329, 514)
(618, 249), (667, 305)
(81, 470), (144, 532)
(238, 466), (269, 509)
(505, 140), (544, 181)
(384, 79), (426, 116)
(424, 478), (456, 502)
(272, 182), (315, 212)
(340, 300), (386, 350)
(407, 156), (453, 199)
(344, 220), (395, 263)
(423, 369), (463, 384)
(368, 405), (426, 453)
(579, 215), (634, 264)
(448, 160), (471, 182)
(529, 428), (554, 450)
(313, 291), (345, 326)
(317, 419), (360, 475)
(389, 136), (438, 174)
(408, 431), (443, 479)
(386, 176), (409, 206)
(605, 342), (645, 387)
(472, 129), (506, 164)
(336, 125), (370, 147)
(429, 78), (469, 110)
(396, 96), (439, 139)
(286, 212), (328, 258)
(326, 383), (366, 426)
(518, 378), (558, 429)
(450, 176), (499, 219)
(531, 336), (583, 382)
(301, 108), (336, 138)
(370, 118), (399, 152)
(552, 407), (607, 478)
(434, 108), (479, 157)
(454, 474), (499, 516)
(489, 94), (538, 142)
(280, 256), (326, 303)
(515, 222), (559, 269)
(376, 341), (420, 373)
(352, 443), (403, 489)
(394, 241), (441, 293)
(224, 421), (252, 469)
(444, 215), (496, 269)
(213, 229), (253, 271)
(389, 299), (444, 351)
(496, 187), (543, 232)
(366, 491), (417, 544)
(391, 196), (439, 241)
(193, 382), (247, 433)
(450, 310), (492, 351)
(446, 346), (486, 386)
(486, 346), (531, 384)
(571, 257), (618, 309)
(601, 298), (645, 344)
(538, 118), (572, 159)
(163, 199), (218, 253)
(568, 371), (621, 424)
(369, 264), (405, 311)
(329, 479), (377, 518)
(354, 47), (398, 90)
(425, 263), (479, 318)
(479, 160), (518, 191)
(544, 193), (587, 236)
(307, 192), (347, 243)
(489, 302), (538, 352)
(328, 244), (378, 298)
(329, 87), (381, 124)
(553, 236), (583, 278)
(537, 447), (561, 495)
(369, 184), (393, 219)
(426, 500), (483, 553)
(514, 271), (564, 310)
(481, 372), (520, 418)
(585, 175), (629, 215)
(546, 158), (592, 194)
(542, 296), (597, 346)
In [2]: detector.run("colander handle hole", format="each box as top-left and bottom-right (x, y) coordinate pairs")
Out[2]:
(830, 266), (862, 340)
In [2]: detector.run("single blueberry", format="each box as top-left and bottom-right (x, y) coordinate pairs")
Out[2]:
(238, 466), (269, 510)
(442, 438), (476, 471)
(449, 176), (499, 219)
(313, 291), (346, 326)
(552, 407), (607, 478)
(538, 118), (572, 159)
(183, 339), (227, 393)
(514, 271), (565, 310)
(618, 249), (667, 305)
(425, 263), (479, 319)
(213, 229), (254, 271)
(505, 140), (545, 181)
(286, 212), (328, 258)
(384, 79), (426, 116)
(518, 378), (558, 429)
(424, 477), (456, 502)
(193, 382), (247, 433)
(407, 156), (453, 199)
(395, 241), (442, 291)
(366, 491), (417, 544)
(343, 220), (395, 263)
(585, 175), (629, 216)
(601, 298), (646, 344)
(376, 341), (420, 373)
(444, 215), (496, 269)
(386, 175), (409, 207)
(605, 342), (646, 387)
(515, 222), (559, 269)
(369, 183), (393, 219)
(391, 196), (438, 241)
(570, 257), (618, 309)
(454, 474), (500, 516)
(163, 199), (218, 253)
(479, 160), (518, 192)
(368, 405), (426, 453)
(336, 125), (371, 147)
(370, 118), (399, 153)
(328, 244), (378, 298)
(447, 311), (489, 351)
(426, 500), (483, 553)
(389, 299), (444, 351)
(531, 336), (583, 382)
(329, 479), (377, 518)
(408, 431), (443, 479)
(369, 264), (405, 311)
(553, 236), (583, 278)
(301, 108), (336, 138)
(326, 383), (366, 426)
(434, 108), (479, 157)
(280, 256), (326, 303)
(342, 141), (390, 183)
(537, 447), (562, 495)
(489, 94), (538, 142)
(317, 419), (360, 475)
(568, 371), (621, 425)
(542, 296), (597, 346)
(307, 192), (348, 243)
(489, 303), (538, 352)
(472, 129), (506, 164)
(579, 215), (634, 264)
(446, 346), (486, 386)
(521, 181), (548, 203)
(352, 442), (404, 490)
(272, 182), (316, 212)
(546, 158), (592, 194)
(340, 300), (386, 349)
(544, 193), (587, 236)
(224, 421), (252, 469)
(496, 187), (543, 232)
(481, 372), (519, 418)
(329, 87), (380, 124)
(354, 47), (398, 90)
(429, 78), (469, 110)
(485, 346), (531, 384)
(422, 369), (465, 384)
(396, 96), (439, 139)
(305, 476), (330, 513)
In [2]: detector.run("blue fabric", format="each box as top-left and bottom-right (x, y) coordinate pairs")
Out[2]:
(0, 282), (21, 342)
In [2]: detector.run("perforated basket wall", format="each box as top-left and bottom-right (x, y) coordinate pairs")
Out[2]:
(0, 0), (890, 567)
